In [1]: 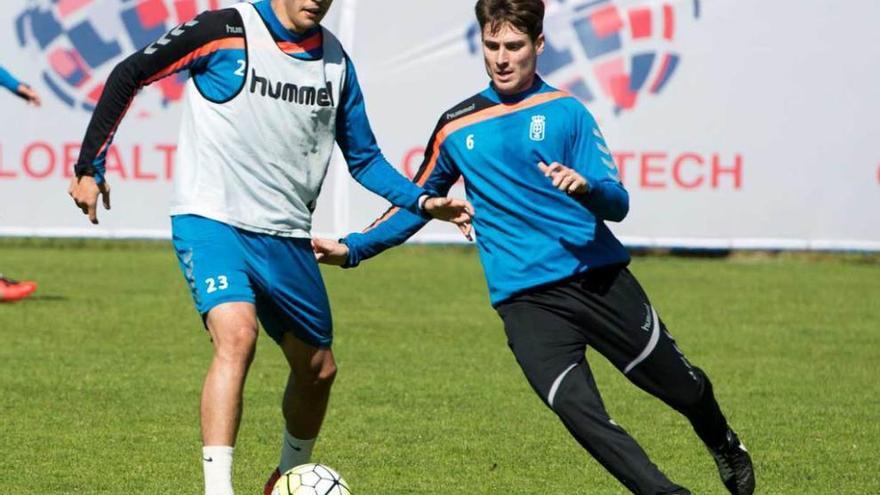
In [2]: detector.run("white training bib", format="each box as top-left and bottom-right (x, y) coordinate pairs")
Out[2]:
(170, 2), (346, 237)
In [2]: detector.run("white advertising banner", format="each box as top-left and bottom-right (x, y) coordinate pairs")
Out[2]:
(1, 0), (878, 250)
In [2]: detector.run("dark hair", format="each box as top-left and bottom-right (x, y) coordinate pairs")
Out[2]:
(475, 0), (545, 41)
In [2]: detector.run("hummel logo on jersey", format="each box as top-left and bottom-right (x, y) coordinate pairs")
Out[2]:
(641, 303), (652, 332)
(529, 115), (546, 141)
(250, 69), (335, 107)
(226, 24), (243, 34)
(446, 103), (476, 121)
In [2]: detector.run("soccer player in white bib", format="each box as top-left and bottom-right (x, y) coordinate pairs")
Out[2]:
(67, 2), (472, 494)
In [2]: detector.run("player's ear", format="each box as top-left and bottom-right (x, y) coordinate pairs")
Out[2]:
(534, 33), (545, 56)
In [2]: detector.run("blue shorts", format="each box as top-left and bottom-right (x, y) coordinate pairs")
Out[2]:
(171, 215), (333, 348)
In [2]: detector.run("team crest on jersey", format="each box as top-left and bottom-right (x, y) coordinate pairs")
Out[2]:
(529, 115), (546, 141)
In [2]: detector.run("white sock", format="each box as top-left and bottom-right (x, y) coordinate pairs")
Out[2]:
(279, 430), (316, 473)
(203, 446), (235, 495)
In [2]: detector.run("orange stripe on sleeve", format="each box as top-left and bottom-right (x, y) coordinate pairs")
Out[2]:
(145, 37), (245, 85)
(364, 206), (399, 232)
(95, 96), (136, 159)
(416, 91), (570, 188)
(416, 91), (569, 186)
(96, 37), (245, 160)
(363, 91), (570, 232)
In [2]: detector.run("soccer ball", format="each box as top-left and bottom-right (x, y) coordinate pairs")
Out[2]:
(272, 463), (351, 495)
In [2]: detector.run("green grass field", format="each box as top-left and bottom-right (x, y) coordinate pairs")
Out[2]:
(1, 240), (878, 494)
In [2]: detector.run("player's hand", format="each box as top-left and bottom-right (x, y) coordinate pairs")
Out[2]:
(423, 197), (474, 241)
(539, 161), (589, 195)
(17, 84), (41, 106)
(312, 237), (349, 266)
(68, 176), (111, 225)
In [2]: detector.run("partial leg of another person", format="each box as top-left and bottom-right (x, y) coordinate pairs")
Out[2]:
(497, 291), (691, 495)
(580, 268), (755, 495)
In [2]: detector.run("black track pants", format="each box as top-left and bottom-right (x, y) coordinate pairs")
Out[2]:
(496, 267), (729, 495)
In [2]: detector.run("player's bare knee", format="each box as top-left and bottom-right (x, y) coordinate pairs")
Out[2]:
(213, 324), (258, 364)
(205, 303), (259, 362)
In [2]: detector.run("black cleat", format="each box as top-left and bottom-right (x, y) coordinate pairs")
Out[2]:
(711, 429), (755, 495)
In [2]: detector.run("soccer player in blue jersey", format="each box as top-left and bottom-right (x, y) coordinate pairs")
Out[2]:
(311, 1), (755, 494)
(67, 1), (472, 494)
(1, 64), (41, 303)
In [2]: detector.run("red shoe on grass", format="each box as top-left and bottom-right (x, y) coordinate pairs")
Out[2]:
(0, 276), (37, 302)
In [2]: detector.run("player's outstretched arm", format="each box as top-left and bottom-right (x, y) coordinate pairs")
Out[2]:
(335, 57), (459, 217)
(334, 105), (473, 267)
(69, 9), (244, 224)
(339, 193), (473, 268)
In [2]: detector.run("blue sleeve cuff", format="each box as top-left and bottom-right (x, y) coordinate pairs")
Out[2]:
(73, 162), (106, 185)
(575, 179), (629, 222)
(403, 186), (428, 215)
(416, 194), (434, 220)
(0, 70), (20, 93)
(340, 235), (362, 268)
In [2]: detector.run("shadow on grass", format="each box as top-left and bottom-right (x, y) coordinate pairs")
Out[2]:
(9, 294), (68, 302)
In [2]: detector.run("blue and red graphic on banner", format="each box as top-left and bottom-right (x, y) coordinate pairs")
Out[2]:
(14, 0), (221, 113)
(468, 0), (701, 113)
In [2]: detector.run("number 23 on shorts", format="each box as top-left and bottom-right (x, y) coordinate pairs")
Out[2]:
(205, 275), (229, 294)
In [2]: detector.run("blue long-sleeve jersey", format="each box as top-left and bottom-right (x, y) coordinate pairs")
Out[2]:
(76, 0), (423, 211)
(0, 65), (21, 94)
(344, 78), (631, 306)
